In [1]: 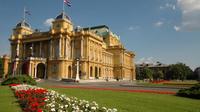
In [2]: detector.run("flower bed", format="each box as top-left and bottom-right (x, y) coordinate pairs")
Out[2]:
(10, 84), (118, 112)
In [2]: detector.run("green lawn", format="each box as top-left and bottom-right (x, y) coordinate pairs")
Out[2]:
(45, 87), (200, 112)
(0, 86), (21, 112)
(1, 84), (200, 112)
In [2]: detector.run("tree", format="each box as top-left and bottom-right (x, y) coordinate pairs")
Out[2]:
(153, 70), (164, 80)
(142, 68), (154, 81)
(193, 67), (200, 81)
(167, 63), (193, 81)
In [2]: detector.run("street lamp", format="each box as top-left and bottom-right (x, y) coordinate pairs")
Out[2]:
(30, 46), (33, 57)
(105, 68), (108, 81)
(116, 69), (120, 81)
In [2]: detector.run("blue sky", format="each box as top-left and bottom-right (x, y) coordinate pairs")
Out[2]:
(0, 0), (199, 69)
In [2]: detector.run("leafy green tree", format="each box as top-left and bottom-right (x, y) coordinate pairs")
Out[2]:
(136, 68), (143, 80)
(143, 68), (154, 80)
(153, 70), (164, 80)
(167, 63), (193, 81)
(193, 67), (200, 81)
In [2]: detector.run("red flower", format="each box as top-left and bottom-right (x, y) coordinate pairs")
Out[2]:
(9, 84), (20, 87)
(14, 88), (47, 112)
(37, 109), (43, 112)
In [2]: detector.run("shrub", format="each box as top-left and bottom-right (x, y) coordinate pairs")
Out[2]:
(1, 75), (36, 85)
(177, 83), (200, 99)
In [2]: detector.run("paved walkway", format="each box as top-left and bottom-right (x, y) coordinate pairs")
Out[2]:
(38, 80), (183, 94)
(47, 85), (176, 94)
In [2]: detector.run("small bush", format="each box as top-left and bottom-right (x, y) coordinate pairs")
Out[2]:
(177, 83), (200, 99)
(1, 75), (36, 85)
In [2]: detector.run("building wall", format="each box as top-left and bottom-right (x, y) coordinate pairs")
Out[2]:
(9, 15), (136, 81)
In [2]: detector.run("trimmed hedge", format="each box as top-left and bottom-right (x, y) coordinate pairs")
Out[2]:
(176, 83), (200, 99)
(1, 75), (36, 85)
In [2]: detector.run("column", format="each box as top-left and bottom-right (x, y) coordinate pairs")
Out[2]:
(34, 66), (37, 78)
(44, 65), (47, 79)
(65, 38), (67, 58)
(23, 43), (26, 58)
(59, 38), (61, 57)
(16, 43), (20, 57)
(93, 44), (95, 60)
(29, 63), (32, 77)
(72, 40), (74, 58)
(62, 38), (64, 57)
(98, 48), (100, 62)
(50, 40), (53, 58)
(75, 58), (80, 81)
(122, 51), (124, 66)
(81, 37), (84, 58)
(31, 43), (34, 57)
(39, 42), (42, 57)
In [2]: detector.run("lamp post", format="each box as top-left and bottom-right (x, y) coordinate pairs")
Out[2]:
(75, 58), (80, 82)
(13, 47), (19, 77)
(116, 69), (120, 81)
(30, 46), (33, 57)
(105, 68), (108, 81)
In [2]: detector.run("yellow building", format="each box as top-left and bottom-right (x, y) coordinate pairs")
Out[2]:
(9, 11), (136, 81)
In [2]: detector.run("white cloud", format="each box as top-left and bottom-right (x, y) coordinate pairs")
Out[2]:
(154, 21), (164, 27)
(178, 0), (200, 14)
(172, 5), (176, 10)
(44, 18), (54, 27)
(128, 26), (140, 31)
(174, 25), (181, 31)
(160, 3), (176, 10)
(136, 57), (155, 64)
(177, 0), (200, 31)
(160, 6), (164, 9)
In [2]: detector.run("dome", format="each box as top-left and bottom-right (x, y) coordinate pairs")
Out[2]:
(55, 11), (70, 20)
(16, 20), (31, 28)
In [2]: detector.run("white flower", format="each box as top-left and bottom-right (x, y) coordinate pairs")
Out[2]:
(86, 104), (89, 108)
(45, 98), (49, 101)
(113, 108), (118, 112)
(51, 108), (55, 111)
(51, 104), (55, 108)
(58, 109), (63, 112)
(91, 106), (96, 110)
(64, 105), (68, 108)
(102, 107), (107, 110)
(60, 105), (64, 109)
(12, 84), (118, 112)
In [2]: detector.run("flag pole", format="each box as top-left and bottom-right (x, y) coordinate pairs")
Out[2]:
(62, 0), (65, 12)
(23, 7), (26, 20)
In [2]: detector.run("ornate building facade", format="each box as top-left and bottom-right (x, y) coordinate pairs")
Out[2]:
(9, 11), (136, 80)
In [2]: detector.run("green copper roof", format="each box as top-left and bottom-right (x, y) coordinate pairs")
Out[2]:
(83, 25), (109, 30)
(82, 25), (120, 40)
